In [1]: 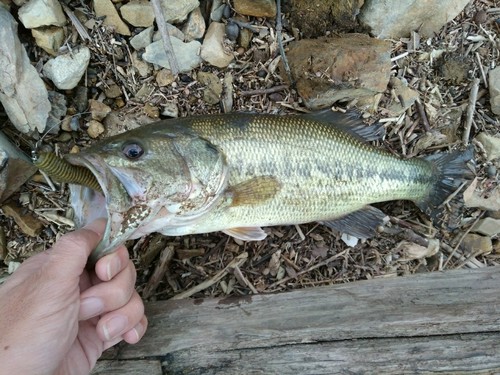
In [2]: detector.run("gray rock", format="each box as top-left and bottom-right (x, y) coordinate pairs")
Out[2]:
(476, 133), (500, 161)
(210, 0), (225, 22)
(130, 27), (154, 50)
(472, 218), (500, 237)
(43, 46), (91, 90)
(200, 22), (234, 68)
(161, 102), (179, 118)
(160, 0), (199, 24)
(120, 0), (154, 27)
(153, 25), (185, 42)
(182, 7), (206, 41)
(143, 38), (201, 73)
(285, 34), (391, 109)
(46, 90), (67, 133)
(131, 51), (152, 77)
(0, 8), (50, 133)
(18, 0), (66, 28)
(360, 0), (470, 39)
(461, 233), (492, 255)
(197, 71), (222, 105)
(489, 66), (500, 115)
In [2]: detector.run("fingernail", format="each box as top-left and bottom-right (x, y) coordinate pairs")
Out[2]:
(103, 315), (128, 341)
(106, 255), (121, 281)
(79, 297), (104, 320)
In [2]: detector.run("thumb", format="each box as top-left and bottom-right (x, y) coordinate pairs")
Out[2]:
(47, 219), (107, 278)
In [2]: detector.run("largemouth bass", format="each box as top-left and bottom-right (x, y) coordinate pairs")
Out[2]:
(60, 111), (473, 264)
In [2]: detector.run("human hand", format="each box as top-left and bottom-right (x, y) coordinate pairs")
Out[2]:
(0, 219), (147, 375)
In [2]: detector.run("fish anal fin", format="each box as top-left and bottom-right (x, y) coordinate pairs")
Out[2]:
(321, 206), (388, 239)
(229, 176), (281, 206)
(302, 109), (385, 142)
(223, 227), (267, 241)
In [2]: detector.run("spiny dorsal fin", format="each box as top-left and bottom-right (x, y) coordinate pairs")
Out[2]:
(223, 227), (267, 241)
(229, 176), (281, 206)
(301, 110), (385, 142)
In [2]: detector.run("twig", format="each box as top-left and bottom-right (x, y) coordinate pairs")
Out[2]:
(227, 17), (259, 32)
(462, 78), (480, 146)
(61, 4), (91, 41)
(276, 0), (294, 86)
(142, 245), (175, 299)
(266, 249), (349, 290)
(171, 252), (248, 299)
(240, 84), (288, 97)
(150, 0), (179, 76)
(415, 99), (431, 132)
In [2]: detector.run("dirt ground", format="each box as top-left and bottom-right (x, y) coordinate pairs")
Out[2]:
(0, 0), (499, 302)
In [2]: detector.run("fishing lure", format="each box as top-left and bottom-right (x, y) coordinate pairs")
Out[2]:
(33, 151), (102, 192)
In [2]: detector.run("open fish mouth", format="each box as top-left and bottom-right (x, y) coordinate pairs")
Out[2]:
(65, 153), (137, 265)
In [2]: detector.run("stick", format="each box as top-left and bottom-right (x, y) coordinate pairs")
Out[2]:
(171, 252), (248, 300)
(463, 78), (480, 146)
(276, 0), (294, 86)
(240, 84), (288, 97)
(150, 0), (179, 76)
(415, 99), (431, 132)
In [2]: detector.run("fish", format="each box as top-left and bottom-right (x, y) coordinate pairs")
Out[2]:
(60, 111), (474, 265)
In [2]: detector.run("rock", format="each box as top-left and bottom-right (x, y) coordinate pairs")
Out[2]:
(197, 71), (222, 105)
(182, 7), (205, 41)
(476, 133), (500, 161)
(161, 102), (179, 117)
(131, 51), (151, 77)
(104, 83), (122, 98)
(472, 218), (500, 237)
(387, 77), (419, 115)
(461, 234), (493, 255)
(238, 28), (253, 49)
(2, 201), (43, 237)
(160, 0), (199, 24)
(200, 22), (234, 68)
(87, 120), (105, 138)
(210, 0), (225, 22)
(18, 0), (66, 28)
(285, 34), (391, 109)
(120, 0), (154, 27)
(360, 0), (470, 39)
(489, 66), (500, 115)
(135, 82), (155, 100)
(155, 69), (175, 86)
(103, 110), (155, 137)
(143, 37), (202, 73)
(73, 85), (88, 112)
(221, 72), (234, 112)
(0, 131), (37, 203)
(31, 26), (65, 55)
(233, 0), (276, 18)
(130, 26), (154, 50)
(0, 8), (50, 133)
(289, 0), (364, 39)
(89, 99), (111, 121)
(93, 0), (130, 36)
(143, 102), (160, 118)
(153, 25), (185, 41)
(464, 180), (500, 212)
(43, 46), (91, 90)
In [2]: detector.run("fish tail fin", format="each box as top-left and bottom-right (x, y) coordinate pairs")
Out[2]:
(415, 146), (474, 225)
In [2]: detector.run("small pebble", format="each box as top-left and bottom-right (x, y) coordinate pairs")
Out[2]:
(104, 84), (122, 98)
(269, 92), (283, 102)
(87, 120), (105, 138)
(473, 10), (488, 24)
(487, 165), (497, 178)
(225, 22), (239, 41)
(257, 69), (267, 78)
(179, 74), (193, 83)
(144, 103), (160, 118)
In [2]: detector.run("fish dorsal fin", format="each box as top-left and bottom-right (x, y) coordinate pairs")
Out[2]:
(223, 227), (268, 241)
(321, 206), (388, 239)
(301, 110), (385, 142)
(229, 176), (281, 206)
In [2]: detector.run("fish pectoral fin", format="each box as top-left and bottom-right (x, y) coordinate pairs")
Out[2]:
(321, 206), (388, 239)
(229, 176), (281, 206)
(302, 110), (385, 142)
(223, 227), (268, 241)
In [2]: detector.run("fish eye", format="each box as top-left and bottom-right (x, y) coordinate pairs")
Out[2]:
(122, 142), (144, 159)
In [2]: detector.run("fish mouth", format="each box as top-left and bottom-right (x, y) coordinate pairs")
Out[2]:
(65, 153), (135, 265)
